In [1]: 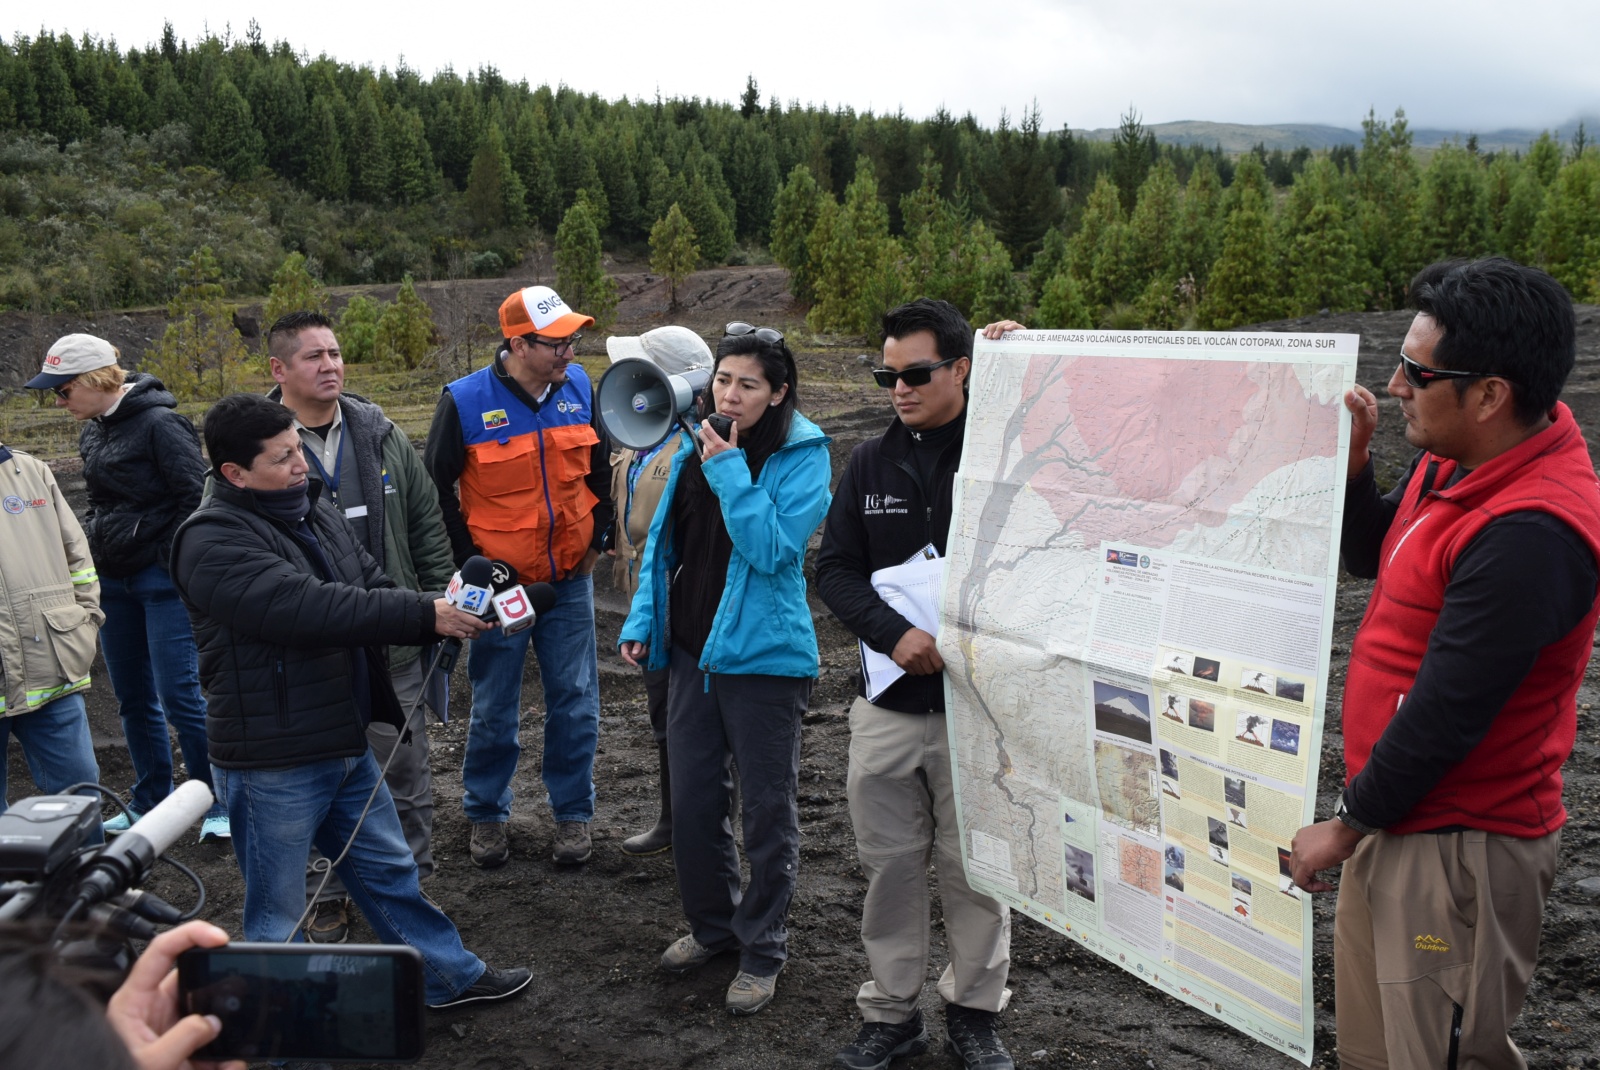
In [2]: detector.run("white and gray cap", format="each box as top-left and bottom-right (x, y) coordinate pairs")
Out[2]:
(605, 326), (712, 374)
(26, 333), (119, 389)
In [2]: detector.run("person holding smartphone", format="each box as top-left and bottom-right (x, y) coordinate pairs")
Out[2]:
(618, 323), (831, 1015)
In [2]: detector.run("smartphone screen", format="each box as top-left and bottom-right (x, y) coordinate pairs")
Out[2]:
(179, 943), (425, 1063)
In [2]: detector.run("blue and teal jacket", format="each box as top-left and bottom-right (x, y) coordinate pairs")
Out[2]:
(620, 413), (832, 679)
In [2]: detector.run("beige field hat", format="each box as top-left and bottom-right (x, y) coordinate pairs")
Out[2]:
(605, 326), (712, 374)
(27, 334), (118, 389)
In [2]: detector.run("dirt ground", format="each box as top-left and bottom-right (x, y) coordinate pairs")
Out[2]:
(6, 286), (1600, 1070)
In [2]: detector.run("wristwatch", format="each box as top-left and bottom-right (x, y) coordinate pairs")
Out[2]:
(1334, 793), (1379, 836)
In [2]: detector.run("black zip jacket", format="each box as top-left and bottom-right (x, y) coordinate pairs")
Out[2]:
(815, 410), (965, 713)
(79, 373), (207, 579)
(170, 481), (435, 769)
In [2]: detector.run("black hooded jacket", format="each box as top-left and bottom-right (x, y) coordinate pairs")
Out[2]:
(170, 480), (435, 769)
(78, 372), (207, 579)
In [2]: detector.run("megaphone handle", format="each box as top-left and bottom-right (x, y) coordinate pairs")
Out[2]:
(677, 413), (703, 453)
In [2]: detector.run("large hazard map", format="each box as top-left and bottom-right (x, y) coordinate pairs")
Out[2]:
(944, 329), (1358, 1064)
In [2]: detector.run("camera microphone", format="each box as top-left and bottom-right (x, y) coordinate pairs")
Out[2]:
(70, 781), (213, 909)
(437, 555), (495, 673)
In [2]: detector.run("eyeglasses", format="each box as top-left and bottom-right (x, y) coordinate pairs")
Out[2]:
(872, 356), (962, 388)
(51, 381), (77, 399)
(725, 322), (785, 345)
(1398, 350), (1512, 390)
(529, 332), (582, 355)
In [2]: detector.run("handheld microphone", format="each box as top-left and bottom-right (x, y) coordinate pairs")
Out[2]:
(71, 781), (213, 909)
(491, 581), (557, 636)
(438, 555), (496, 673)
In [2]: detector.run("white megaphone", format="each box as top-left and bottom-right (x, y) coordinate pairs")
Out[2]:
(597, 358), (711, 450)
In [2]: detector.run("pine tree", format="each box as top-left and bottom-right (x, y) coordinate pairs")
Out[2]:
(347, 83), (391, 203)
(1496, 158), (1546, 263)
(1125, 160), (1182, 299)
(509, 104), (561, 232)
(197, 75), (264, 181)
(1281, 159), (1365, 315)
(246, 59), (307, 179)
(30, 34), (92, 146)
(771, 164), (826, 302)
(142, 246), (250, 401)
(1110, 108), (1152, 216)
(1418, 142), (1489, 262)
(1035, 272), (1094, 329)
(1354, 108), (1422, 307)
(649, 202), (699, 309)
(1531, 154), (1600, 299)
(465, 120), (527, 231)
(337, 294), (382, 363)
(387, 106), (436, 205)
(681, 171), (734, 265)
(727, 120), (780, 243)
(305, 94), (349, 200)
(554, 199), (617, 329)
(808, 158), (901, 335)
(373, 276), (437, 368)
(1199, 187), (1282, 329)
(263, 252), (329, 327)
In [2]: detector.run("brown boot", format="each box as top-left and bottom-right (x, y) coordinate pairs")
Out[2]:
(621, 743), (672, 856)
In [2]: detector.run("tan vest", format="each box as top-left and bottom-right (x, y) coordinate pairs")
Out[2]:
(609, 445), (675, 598)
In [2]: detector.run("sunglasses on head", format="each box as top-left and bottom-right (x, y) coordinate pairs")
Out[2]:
(1398, 350), (1513, 390)
(872, 356), (961, 388)
(725, 322), (785, 345)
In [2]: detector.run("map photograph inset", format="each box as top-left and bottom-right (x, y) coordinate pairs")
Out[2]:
(1093, 740), (1160, 835)
(1093, 681), (1153, 745)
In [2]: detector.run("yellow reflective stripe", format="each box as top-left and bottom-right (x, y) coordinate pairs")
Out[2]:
(24, 676), (91, 707)
(70, 568), (97, 585)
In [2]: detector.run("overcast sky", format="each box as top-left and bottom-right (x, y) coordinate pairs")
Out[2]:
(11, 0), (1599, 134)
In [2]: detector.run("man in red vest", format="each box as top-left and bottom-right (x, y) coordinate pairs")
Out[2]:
(1290, 258), (1600, 1069)
(425, 285), (612, 868)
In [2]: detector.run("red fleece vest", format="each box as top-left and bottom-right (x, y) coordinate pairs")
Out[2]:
(1343, 403), (1600, 836)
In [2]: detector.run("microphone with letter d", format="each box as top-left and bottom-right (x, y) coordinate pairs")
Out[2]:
(438, 555), (495, 672)
(488, 558), (558, 636)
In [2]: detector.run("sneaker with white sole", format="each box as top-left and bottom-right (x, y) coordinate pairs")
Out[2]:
(659, 934), (718, 974)
(725, 970), (779, 1015)
(103, 808), (142, 835)
(426, 965), (533, 1010)
(198, 815), (231, 843)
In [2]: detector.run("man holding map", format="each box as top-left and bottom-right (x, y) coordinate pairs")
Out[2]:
(1290, 258), (1600, 1069)
(816, 299), (1019, 1070)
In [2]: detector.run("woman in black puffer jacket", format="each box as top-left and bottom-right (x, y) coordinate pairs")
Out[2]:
(50, 336), (226, 840)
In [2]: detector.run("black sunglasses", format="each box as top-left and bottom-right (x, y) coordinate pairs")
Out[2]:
(1398, 350), (1513, 390)
(872, 356), (961, 388)
(51, 380), (78, 399)
(725, 322), (785, 345)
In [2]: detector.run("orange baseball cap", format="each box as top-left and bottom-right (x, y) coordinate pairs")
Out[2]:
(498, 285), (595, 339)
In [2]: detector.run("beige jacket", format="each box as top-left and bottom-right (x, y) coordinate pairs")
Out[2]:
(0, 446), (102, 718)
(609, 444), (675, 599)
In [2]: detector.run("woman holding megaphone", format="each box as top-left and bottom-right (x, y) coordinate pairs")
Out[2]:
(618, 323), (831, 1017)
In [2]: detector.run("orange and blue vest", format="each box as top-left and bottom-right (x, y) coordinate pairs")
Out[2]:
(447, 364), (599, 584)
(1343, 402), (1600, 836)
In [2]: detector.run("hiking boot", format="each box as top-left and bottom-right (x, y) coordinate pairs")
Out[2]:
(943, 1005), (1014, 1070)
(470, 822), (509, 869)
(725, 970), (779, 1015)
(835, 1010), (930, 1069)
(426, 965), (533, 1010)
(306, 898), (351, 944)
(659, 934), (717, 974)
(198, 815), (231, 844)
(551, 820), (592, 865)
(621, 742), (672, 856)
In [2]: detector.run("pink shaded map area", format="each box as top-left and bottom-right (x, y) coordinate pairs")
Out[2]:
(1015, 355), (1338, 550)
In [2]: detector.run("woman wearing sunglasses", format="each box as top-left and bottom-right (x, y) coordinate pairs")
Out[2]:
(24, 334), (226, 842)
(618, 322), (831, 1016)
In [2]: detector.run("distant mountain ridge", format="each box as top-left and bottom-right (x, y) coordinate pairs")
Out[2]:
(1073, 118), (1597, 154)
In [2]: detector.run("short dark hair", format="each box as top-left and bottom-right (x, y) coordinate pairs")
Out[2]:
(882, 298), (973, 363)
(204, 394), (297, 477)
(1409, 258), (1575, 426)
(266, 310), (335, 361)
(0, 925), (137, 1070)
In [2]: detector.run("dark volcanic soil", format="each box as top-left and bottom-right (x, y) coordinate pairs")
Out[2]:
(8, 292), (1600, 1070)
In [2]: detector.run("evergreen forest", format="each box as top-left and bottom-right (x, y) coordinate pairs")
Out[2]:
(3, 23), (1598, 334)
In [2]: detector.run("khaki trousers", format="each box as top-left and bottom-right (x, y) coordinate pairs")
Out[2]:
(846, 697), (1011, 1022)
(1334, 828), (1559, 1070)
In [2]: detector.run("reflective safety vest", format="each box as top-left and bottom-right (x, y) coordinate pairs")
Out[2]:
(447, 365), (599, 584)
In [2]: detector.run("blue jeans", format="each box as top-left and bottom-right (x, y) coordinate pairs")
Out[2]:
(462, 573), (599, 824)
(99, 564), (221, 818)
(214, 754), (485, 1005)
(0, 691), (100, 809)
